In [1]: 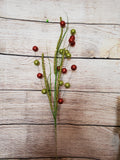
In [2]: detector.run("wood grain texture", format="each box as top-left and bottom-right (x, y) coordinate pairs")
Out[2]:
(0, 55), (120, 92)
(0, 0), (120, 24)
(0, 19), (120, 58)
(0, 125), (119, 160)
(0, 91), (120, 126)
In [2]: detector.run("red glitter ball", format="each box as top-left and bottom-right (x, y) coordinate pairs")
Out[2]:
(60, 21), (65, 28)
(70, 35), (75, 41)
(71, 65), (77, 71)
(62, 68), (67, 74)
(32, 46), (38, 52)
(70, 41), (75, 47)
(58, 98), (64, 104)
(69, 38), (74, 44)
(37, 73), (43, 79)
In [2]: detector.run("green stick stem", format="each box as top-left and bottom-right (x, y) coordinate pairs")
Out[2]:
(54, 17), (63, 74)
(55, 50), (65, 114)
(42, 53), (53, 114)
(54, 17), (63, 113)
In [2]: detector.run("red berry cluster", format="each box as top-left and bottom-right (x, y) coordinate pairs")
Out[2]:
(69, 29), (76, 47)
(60, 20), (76, 47)
(57, 65), (77, 73)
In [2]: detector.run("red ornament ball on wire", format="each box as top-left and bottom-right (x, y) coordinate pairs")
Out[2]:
(70, 35), (75, 41)
(71, 64), (77, 71)
(60, 21), (65, 28)
(70, 41), (75, 47)
(32, 46), (38, 52)
(37, 73), (43, 79)
(62, 68), (67, 74)
(58, 98), (64, 104)
(69, 38), (74, 44)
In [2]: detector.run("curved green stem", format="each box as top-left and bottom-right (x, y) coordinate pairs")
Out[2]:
(55, 50), (65, 114)
(42, 53), (53, 114)
(54, 17), (63, 113)
(54, 17), (63, 74)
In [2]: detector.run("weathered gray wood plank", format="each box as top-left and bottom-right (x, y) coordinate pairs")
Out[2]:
(0, 19), (120, 58)
(0, 0), (120, 24)
(0, 55), (120, 92)
(0, 91), (120, 126)
(0, 125), (119, 160)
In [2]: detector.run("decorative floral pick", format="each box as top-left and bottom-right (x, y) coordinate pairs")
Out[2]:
(32, 17), (77, 159)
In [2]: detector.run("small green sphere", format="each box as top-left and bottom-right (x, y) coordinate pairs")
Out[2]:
(65, 50), (69, 55)
(65, 82), (70, 88)
(66, 53), (71, 59)
(41, 89), (47, 94)
(59, 49), (64, 55)
(34, 60), (40, 66)
(71, 29), (76, 35)
(59, 80), (64, 86)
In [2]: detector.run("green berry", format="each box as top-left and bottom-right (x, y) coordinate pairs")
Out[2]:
(71, 29), (76, 35)
(34, 60), (40, 66)
(46, 19), (49, 23)
(65, 82), (70, 88)
(59, 49), (64, 55)
(41, 89), (47, 94)
(66, 53), (71, 59)
(65, 50), (69, 55)
(59, 80), (64, 86)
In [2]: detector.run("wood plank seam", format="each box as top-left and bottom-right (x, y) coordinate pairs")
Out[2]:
(1, 89), (120, 95)
(1, 52), (120, 60)
(0, 123), (119, 128)
(0, 16), (120, 26)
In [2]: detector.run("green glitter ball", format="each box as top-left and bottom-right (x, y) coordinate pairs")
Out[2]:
(65, 50), (69, 55)
(65, 82), (70, 88)
(46, 19), (49, 23)
(59, 80), (64, 86)
(71, 29), (76, 35)
(59, 49), (64, 55)
(41, 89), (47, 94)
(34, 60), (40, 66)
(66, 53), (71, 59)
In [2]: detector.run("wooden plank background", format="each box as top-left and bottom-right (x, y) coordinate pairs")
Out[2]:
(0, 0), (120, 160)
